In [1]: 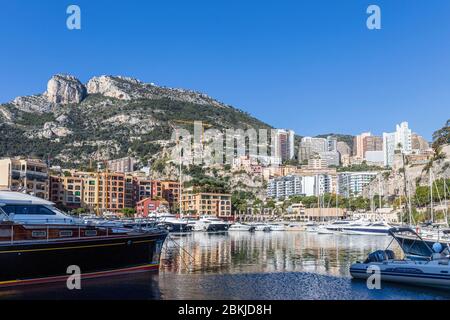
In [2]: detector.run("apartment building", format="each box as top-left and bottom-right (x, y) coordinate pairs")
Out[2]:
(267, 174), (335, 199)
(49, 175), (84, 209)
(338, 172), (378, 198)
(267, 175), (303, 199)
(181, 189), (232, 218)
(0, 157), (49, 199)
(151, 180), (180, 207)
(107, 156), (136, 173)
(50, 171), (126, 213)
(299, 137), (327, 162)
(274, 129), (295, 161)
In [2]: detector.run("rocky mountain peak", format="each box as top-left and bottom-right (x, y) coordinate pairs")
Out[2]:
(45, 74), (87, 104)
(86, 75), (228, 107)
(86, 75), (137, 100)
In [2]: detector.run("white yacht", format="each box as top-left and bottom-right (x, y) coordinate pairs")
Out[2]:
(192, 215), (229, 232)
(341, 221), (391, 236)
(0, 191), (79, 225)
(252, 223), (272, 232)
(305, 222), (319, 233)
(269, 223), (287, 231)
(351, 227), (450, 289)
(228, 223), (255, 232)
(318, 219), (366, 234)
(317, 224), (335, 234)
(286, 223), (305, 231)
(155, 213), (193, 232)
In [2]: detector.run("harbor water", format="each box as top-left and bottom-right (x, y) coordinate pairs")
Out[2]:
(2, 231), (450, 300)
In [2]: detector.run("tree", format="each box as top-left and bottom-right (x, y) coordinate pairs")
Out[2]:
(121, 208), (136, 218)
(73, 208), (87, 215)
(432, 119), (450, 150)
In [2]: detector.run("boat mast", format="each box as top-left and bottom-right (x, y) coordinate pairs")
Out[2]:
(430, 170), (434, 224)
(444, 180), (449, 227)
(378, 175), (382, 210)
(178, 133), (183, 218)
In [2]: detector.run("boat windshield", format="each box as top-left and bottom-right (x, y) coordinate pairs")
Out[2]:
(389, 228), (434, 258)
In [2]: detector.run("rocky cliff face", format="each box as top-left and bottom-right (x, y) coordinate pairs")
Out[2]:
(0, 74), (270, 168)
(45, 74), (87, 104)
(363, 144), (450, 199)
(87, 75), (227, 107)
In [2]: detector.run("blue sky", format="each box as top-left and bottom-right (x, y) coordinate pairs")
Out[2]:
(0, 1), (449, 140)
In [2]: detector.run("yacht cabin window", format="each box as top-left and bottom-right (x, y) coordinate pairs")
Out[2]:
(2, 205), (57, 215)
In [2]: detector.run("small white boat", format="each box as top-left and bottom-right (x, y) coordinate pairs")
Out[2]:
(305, 222), (319, 233)
(350, 227), (450, 289)
(269, 224), (287, 231)
(229, 223), (255, 232)
(317, 224), (335, 235)
(286, 223), (305, 231)
(253, 223), (272, 232)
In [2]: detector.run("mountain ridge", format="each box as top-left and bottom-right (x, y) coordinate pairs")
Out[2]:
(0, 74), (273, 167)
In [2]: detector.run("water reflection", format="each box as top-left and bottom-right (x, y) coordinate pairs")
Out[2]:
(161, 232), (401, 277)
(3, 232), (450, 300)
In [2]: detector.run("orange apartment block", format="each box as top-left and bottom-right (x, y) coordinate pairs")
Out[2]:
(181, 189), (232, 218)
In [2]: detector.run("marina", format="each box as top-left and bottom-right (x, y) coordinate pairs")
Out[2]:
(1, 218), (450, 299)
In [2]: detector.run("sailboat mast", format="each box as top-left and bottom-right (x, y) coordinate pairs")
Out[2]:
(378, 175), (382, 210)
(430, 170), (434, 224)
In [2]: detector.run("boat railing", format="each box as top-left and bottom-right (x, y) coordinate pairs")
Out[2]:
(1, 220), (163, 245)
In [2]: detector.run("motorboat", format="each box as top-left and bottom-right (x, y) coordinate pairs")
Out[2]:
(269, 223), (287, 231)
(318, 219), (366, 234)
(228, 223), (255, 232)
(350, 227), (450, 289)
(0, 191), (168, 287)
(341, 221), (391, 236)
(286, 223), (306, 232)
(305, 222), (319, 233)
(192, 215), (229, 232)
(156, 213), (193, 233)
(394, 227), (450, 253)
(252, 223), (272, 232)
(317, 224), (335, 235)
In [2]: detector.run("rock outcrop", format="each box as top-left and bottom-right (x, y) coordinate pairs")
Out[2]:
(45, 74), (87, 104)
(87, 75), (227, 107)
(13, 95), (53, 113)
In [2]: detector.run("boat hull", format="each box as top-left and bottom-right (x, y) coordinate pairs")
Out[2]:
(160, 222), (193, 233)
(350, 262), (450, 289)
(341, 228), (389, 236)
(0, 231), (168, 287)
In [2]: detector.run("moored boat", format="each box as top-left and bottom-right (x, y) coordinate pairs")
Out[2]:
(341, 221), (391, 236)
(228, 223), (255, 232)
(192, 215), (229, 232)
(350, 227), (450, 289)
(286, 223), (305, 232)
(252, 223), (272, 232)
(269, 224), (287, 231)
(0, 191), (168, 287)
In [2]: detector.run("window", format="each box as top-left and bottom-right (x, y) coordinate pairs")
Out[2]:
(85, 230), (98, 237)
(32, 231), (47, 238)
(59, 230), (73, 238)
(3, 205), (57, 215)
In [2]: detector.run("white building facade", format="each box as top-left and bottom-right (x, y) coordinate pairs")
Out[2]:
(383, 122), (412, 167)
(338, 171), (378, 198)
(267, 174), (334, 199)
